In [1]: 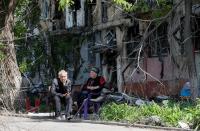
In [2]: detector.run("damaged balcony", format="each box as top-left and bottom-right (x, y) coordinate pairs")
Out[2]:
(88, 42), (117, 53)
(39, 0), (134, 36)
(88, 30), (117, 53)
(39, 0), (85, 35)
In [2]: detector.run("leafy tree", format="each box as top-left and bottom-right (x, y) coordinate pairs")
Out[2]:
(0, 0), (22, 109)
(58, 0), (171, 15)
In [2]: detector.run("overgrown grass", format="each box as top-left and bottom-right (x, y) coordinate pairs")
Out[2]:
(100, 103), (141, 123)
(100, 99), (200, 129)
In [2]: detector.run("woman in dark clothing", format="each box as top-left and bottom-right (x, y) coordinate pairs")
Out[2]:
(77, 67), (106, 110)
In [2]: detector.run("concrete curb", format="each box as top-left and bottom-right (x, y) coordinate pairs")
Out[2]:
(0, 113), (192, 131)
(79, 120), (191, 131)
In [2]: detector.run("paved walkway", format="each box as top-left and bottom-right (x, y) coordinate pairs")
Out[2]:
(0, 116), (180, 131)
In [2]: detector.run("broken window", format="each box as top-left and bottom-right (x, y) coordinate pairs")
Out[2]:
(85, 0), (96, 26)
(52, 0), (65, 30)
(88, 35), (96, 65)
(147, 22), (170, 57)
(102, 1), (108, 23)
(192, 8), (200, 51)
(41, 0), (49, 19)
(126, 38), (141, 59)
(74, 0), (81, 10)
(88, 0), (96, 4)
(104, 29), (116, 46)
(193, 19), (200, 51)
(88, 30), (117, 53)
(53, 0), (63, 20)
(126, 24), (141, 58)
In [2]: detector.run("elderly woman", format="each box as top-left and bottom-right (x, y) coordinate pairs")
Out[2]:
(51, 70), (72, 120)
(77, 67), (106, 113)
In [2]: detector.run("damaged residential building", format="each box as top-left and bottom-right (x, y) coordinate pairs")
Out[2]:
(38, 0), (200, 99)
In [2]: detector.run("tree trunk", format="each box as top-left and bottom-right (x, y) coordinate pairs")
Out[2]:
(116, 27), (126, 92)
(0, 0), (22, 107)
(183, 0), (198, 99)
(168, 0), (187, 82)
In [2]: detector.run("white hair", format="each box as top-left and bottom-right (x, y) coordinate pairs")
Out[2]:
(58, 70), (67, 77)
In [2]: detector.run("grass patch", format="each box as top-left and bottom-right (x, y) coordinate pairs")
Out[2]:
(100, 99), (200, 129)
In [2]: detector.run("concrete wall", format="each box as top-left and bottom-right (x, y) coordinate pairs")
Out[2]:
(65, 0), (85, 28)
(65, 8), (74, 28)
(123, 79), (186, 98)
(127, 56), (189, 82)
(123, 56), (189, 98)
(76, 0), (85, 27)
(40, 0), (50, 19)
(73, 40), (90, 85)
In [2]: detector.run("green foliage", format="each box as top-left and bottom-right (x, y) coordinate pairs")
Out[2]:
(14, 22), (27, 38)
(15, 0), (31, 17)
(100, 100), (200, 129)
(53, 36), (74, 54)
(14, 0), (40, 38)
(58, 0), (74, 11)
(139, 101), (183, 127)
(0, 52), (5, 61)
(112, 0), (172, 18)
(134, 0), (150, 13)
(184, 99), (200, 130)
(16, 37), (44, 76)
(19, 61), (29, 73)
(14, 0), (30, 36)
(113, 0), (135, 12)
(151, 1), (171, 18)
(57, 0), (172, 18)
(51, 35), (80, 71)
(100, 103), (140, 122)
(38, 102), (48, 112)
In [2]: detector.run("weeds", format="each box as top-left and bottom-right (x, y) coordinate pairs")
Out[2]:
(100, 100), (200, 129)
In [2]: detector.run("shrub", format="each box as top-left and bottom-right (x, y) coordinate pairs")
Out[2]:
(100, 100), (200, 129)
